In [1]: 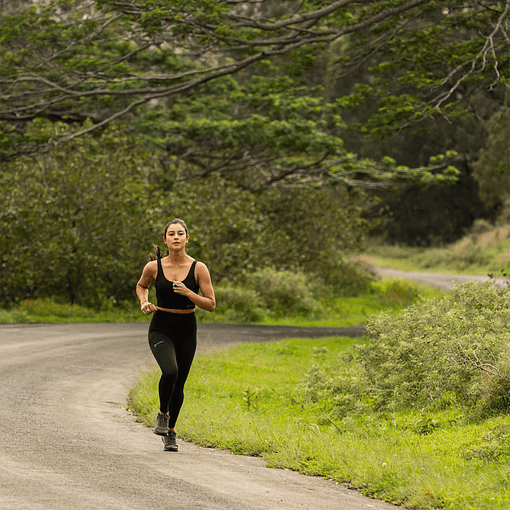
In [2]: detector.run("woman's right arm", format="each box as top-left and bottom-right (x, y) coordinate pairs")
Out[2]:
(136, 261), (157, 313)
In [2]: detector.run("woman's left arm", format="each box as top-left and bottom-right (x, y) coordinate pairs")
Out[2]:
(182, 262), (216, 312)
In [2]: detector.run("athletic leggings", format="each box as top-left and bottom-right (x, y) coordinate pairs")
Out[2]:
(148, 310), (197, 429)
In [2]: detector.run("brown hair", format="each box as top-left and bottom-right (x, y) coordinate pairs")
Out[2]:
(149, 218), (189, 260)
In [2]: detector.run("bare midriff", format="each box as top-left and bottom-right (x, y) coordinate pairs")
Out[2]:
(156, 307), (195, 314)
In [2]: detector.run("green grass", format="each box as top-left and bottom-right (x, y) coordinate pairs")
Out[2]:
(0, 277), (446, 326)
(365, 230), (510, 276)
(129, 337), (510, 509)
(0, 298), (152, 324)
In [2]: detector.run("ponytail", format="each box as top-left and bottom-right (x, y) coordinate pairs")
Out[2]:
(148, 244), (167, 261)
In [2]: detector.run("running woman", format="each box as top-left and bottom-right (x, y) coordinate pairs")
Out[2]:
(136, 218), (215, 451)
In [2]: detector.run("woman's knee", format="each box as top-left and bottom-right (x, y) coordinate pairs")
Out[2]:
(160, 362), (178, 379)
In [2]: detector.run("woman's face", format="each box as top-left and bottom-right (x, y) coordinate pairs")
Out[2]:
(164, 223), (189, 250)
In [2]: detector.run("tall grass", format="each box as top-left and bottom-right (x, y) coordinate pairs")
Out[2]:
(0, 297), (150, 324)
(366, 224), (510, 275)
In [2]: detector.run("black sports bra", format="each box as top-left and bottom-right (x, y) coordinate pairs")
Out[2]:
(155, 259), (199, 310)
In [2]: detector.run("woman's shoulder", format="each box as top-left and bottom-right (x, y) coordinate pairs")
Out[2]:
(194, 260), (211, 278)
(144, 259), (158, 274)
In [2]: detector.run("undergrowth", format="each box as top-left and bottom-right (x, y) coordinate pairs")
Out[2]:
(0, 275), (444, 326)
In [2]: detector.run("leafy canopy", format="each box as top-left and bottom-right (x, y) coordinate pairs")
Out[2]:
(4, 0), (507, 188)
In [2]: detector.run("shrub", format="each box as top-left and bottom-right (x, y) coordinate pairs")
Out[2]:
(356, 281), (510, 413)
(208, 285), (266, 323)
(321, 259), (376, 297)
(375, 280), (420, 307)
(301, 281), (510, 417)
(245, 268), (321, 317)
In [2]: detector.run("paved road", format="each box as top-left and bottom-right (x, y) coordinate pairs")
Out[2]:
(375, 267), (505, 291)
(0, 322), (395, 510)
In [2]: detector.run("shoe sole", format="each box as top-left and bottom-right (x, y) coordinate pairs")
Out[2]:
(153, 427), (169, 436)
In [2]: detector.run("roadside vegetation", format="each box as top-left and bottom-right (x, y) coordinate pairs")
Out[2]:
(0, 273), (443, 326)
(365, 221), (510, 276)
(3, 2), (510, 507)
(129, 279), (510, 510)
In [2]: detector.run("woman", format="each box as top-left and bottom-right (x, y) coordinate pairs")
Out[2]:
(136, 218), (215, 452)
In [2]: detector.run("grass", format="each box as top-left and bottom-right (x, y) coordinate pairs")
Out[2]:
(128, 336), (510, 509)
(365, 226), (510, 276)
(0, 277), (446, 326)
(0, 298), (151, 324)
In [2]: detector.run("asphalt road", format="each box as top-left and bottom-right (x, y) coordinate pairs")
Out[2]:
(375, 267), (505, 291)
(0, 322), (396, 510)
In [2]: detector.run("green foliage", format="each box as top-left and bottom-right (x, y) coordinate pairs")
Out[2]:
(0, 0), (469, 190)
(322, 259), (376, 297)
(0, 123), (160, 306)
(302, 281), (510, 417)
(0, 127), (374, 306)
(205, 285), (266, 323)
(375, 279), (420, 306)
(255, 186), (372, 276)
(360, 281), (510, 414)
(166, 174), (268, 282)
(341, 1), (510, 137)
(335, 3), (508, 245)
(473, 105), (510, 208)
(246, 268), (321, 318)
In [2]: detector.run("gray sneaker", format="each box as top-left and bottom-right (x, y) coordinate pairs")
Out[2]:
(154, 413), (169, 436)
(162, 430), (178, 452)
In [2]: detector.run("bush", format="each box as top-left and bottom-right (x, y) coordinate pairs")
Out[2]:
(359, 281), (510, 414)
(245, 268), (321, 317)
(375, 280), (420, 307)
(301, 281), (510, 417)
(206, 285), (266, 323)
(321, 259), (376, 297)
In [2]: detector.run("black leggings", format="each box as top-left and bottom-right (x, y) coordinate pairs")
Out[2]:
(148, 311), (197, 428)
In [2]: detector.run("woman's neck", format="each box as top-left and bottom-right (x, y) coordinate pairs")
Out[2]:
(165, 250), (189, 265)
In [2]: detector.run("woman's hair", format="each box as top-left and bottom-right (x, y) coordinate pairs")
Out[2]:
(149, 218), (189, 260)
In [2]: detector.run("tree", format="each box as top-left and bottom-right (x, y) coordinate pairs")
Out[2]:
(473, 103), (510, 208)
(334, 1), (510, 135)
(0, 121), (372, 304)
(326, 2), (510, 243)
(0, 122), (160, 305)
(345, 97), (500, 245)
(5, 0), (502, 188)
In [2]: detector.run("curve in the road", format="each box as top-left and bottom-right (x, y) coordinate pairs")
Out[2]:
(0, 323), (394, 510)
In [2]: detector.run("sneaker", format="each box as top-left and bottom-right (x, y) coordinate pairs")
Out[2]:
(154, 413), (169, 436)
(162, 430), (178, 452)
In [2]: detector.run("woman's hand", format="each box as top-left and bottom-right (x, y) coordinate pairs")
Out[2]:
(172, 281), (189, 296)
(140, 301), (156, 315)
